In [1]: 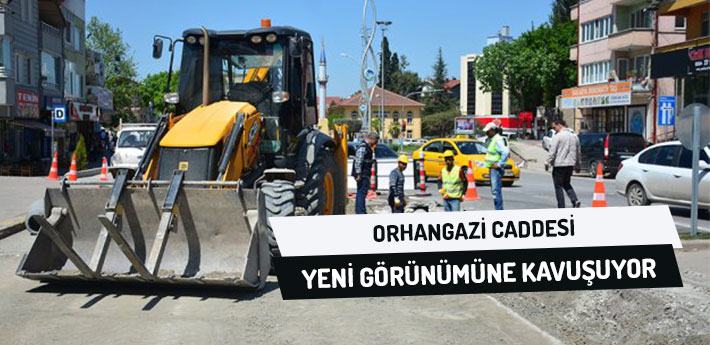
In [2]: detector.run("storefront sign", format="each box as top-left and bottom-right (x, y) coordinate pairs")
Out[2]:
(560, 81), (631, 109)
(16, 90), (40, 118)
(44, 97), (64, 111)
(70, 102), (99, 122)
(651, 44), (710, 79)
(87, 85), (114, 110)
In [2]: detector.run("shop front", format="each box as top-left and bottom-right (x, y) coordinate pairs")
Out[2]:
(652, 44), (710, 107)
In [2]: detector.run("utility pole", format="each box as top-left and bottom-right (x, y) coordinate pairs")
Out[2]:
(376, 20), (391, 137)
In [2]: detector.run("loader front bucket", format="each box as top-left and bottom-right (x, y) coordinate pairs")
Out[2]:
(16, 176), (271, 289)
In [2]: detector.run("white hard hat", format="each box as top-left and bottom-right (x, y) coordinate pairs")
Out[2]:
(483, 122), (498, 132)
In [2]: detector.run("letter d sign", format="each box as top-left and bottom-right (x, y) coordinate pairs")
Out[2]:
(53, 106), (66, 124)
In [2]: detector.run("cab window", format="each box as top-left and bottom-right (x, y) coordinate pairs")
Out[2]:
(424, 141), (442, 153)
(442, 141), (456, 154)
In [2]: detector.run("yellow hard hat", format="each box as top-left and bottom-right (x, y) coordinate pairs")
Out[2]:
(398, 155), (409, 164)
(443, 150), (455, 158)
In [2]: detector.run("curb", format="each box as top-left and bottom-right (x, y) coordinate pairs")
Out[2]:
(0, 216), (26, 240)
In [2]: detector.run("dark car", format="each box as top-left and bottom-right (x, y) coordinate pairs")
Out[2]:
(578, 132), (646, 177)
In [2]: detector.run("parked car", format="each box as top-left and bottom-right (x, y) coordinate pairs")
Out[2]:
(346, 142), (415, 191)
(411, 138), (520, 186)
(110, 124), (156, 170)
(615, 141), (710, 209)
(578, 132), (646, 177)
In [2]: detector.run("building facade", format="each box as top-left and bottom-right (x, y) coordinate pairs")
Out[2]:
(562, 0), (686, 142)
(331, 87), (425, 139)
(651, 0), (709, 110)
(459, 26), (513, 117)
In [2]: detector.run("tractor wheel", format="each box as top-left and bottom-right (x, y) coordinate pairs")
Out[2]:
(262, 179), (295, 257)
(298, 148), (344, 215)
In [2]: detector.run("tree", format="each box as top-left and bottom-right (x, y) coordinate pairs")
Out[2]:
(422, 48), (456, 115)
(86, 17), (139, 125)
(550, 0), (578, 26)
(421, 108), (459, 137)
(139, 71), (179, 114)
(378, 36), (393, 89)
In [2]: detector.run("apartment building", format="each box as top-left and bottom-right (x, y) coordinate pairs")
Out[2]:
(561, 0), (686, 142)
(651, 0), (709, 108)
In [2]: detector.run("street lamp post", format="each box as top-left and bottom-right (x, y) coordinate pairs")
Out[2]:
(376, 20), (391, 138)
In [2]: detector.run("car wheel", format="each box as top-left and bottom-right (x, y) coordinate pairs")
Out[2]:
(626, 183), (650, 206)
(589, 161), (598, 178)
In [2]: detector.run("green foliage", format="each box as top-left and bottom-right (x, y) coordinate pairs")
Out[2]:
(375, 37), (423, 96)
(423, 48), (456, 115)
(550, 0), (578, 26)
(139, 71), (180, 114)
(333, 118), (362, 140)
(422, 108), (459, 137)
(74, 134), (88, 170)
(388, 121), (401, 139)
(86, 17), (139, 125)
(474, 21), (577, 112)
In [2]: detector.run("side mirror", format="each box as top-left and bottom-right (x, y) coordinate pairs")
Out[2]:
(163, 92), (179, 104)
(152, 38), (164, 59)
(289, 36), (303, 58)
(699, 160), (710, 170)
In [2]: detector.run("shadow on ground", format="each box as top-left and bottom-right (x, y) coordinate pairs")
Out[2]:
(26, 280), (280, 310)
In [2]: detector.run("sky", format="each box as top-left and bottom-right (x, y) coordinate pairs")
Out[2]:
(86, 0), (552, 98)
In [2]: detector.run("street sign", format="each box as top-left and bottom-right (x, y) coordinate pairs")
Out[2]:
(53, 105), (66, 124)
(657, 96), (676, 126)
(363, 69), (376, 82)
(677, 103), (709, 150)
(359, 104), (367, 113)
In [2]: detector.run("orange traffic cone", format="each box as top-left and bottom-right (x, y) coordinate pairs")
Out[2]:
(67, 152), (78, 182)
(99, 156), (109, 181)
(46, 151), (59, 181)
(367, 163), (377, 199)
(464, 160), (481, 201)
(592, 162), (607, 207)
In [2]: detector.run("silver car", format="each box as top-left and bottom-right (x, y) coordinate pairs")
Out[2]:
(615, 141), (710, 209)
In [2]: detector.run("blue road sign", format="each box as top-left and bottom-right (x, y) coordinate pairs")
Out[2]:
(658, 96), (676, 126)
(53, 105), (67, 124)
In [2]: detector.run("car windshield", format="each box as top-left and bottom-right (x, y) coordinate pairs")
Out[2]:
(117, 130), (154, 148)
(610, 134), (645, 152)
(375, 144), (399, 158)
(178, 38), (284, 112)
(456, 141), (487, 155)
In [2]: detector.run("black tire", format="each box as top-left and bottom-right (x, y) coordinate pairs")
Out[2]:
(503, 181), (514, 187)
(262, 180), (295, 257)
(626, 182), (650, 206)
(298, 148), (343, 215)
(588, 160), (598, 178)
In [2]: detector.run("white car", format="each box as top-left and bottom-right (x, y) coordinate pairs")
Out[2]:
(347, 143), (415, 191)
(111, 125), (156, 170)
(615, 141), (710, 209)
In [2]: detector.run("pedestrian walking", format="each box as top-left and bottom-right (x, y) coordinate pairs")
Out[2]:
(483, 122), (509, 210)
(545, 119), (582, 208)
(388, 155), (408, 213)
(438, 150), (466, 212)
(352, 131), (379, 214)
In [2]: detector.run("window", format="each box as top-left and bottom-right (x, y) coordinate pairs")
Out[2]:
(638, 147), (658, 164)
(633, 55), (649, 79)
(14, 53), (32, 85)
(443, 141), (456, 154)
(702, 11), (709, 37)
(41, 52), (60, 89)
(72, 25), (81, 51)
(581, 16), (612, 43)
(581, 60), (611, 85)
(406, 130), (412, 139)
(392, 111), (399, 122)
(674, 16), (686, 29)
(64, 60), (83, 97)
(677, 147), (710, 169)
(424, 141), (442, 153)
(407, 111), (413, 123)
(653, 145), (679, 167)
(466, 61), (476, 114)
(630, 9), (652, 29)
(19, 0), (32, 24)
(617, 59), (628, 80)
(491, 91), (503, 114)
(64, 24), (71, 45)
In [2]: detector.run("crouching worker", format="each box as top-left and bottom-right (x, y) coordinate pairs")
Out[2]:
(438, 150), (467, 212)
(388, 155), (408, 213)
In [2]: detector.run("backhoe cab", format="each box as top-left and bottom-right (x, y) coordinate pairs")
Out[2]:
(17, 21), (347, 289)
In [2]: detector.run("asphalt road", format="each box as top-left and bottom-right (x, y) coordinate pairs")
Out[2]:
(423, 169), (710, 233)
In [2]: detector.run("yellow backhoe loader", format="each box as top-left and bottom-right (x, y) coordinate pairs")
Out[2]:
(17, 21), (348, 289)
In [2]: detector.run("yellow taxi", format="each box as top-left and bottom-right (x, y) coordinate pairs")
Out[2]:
(412, 138), (520, 186)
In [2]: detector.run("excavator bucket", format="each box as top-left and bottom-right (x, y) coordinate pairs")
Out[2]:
(16, 172), (271, 288)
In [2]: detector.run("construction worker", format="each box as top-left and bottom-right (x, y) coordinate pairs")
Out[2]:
(438, 150), (466, 212)
(352, 131), (379, 214)
(483, 122), (509, 210)
(388, 155), (408, 213)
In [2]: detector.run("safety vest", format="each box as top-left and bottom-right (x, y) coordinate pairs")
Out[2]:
(485, 134), (504, 168)
(441, 165), (464, 199)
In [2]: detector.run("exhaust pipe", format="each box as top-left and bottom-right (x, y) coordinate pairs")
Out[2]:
(200, 26), (210, 106)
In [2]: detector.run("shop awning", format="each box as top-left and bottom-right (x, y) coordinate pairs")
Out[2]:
(11, 119), (64, 137)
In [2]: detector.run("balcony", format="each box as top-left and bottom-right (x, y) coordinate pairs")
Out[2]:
(570, 45), (578, 61)
(607, 28), (653, 51)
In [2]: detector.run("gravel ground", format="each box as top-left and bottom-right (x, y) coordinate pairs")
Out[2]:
(495, 242), (710, 345)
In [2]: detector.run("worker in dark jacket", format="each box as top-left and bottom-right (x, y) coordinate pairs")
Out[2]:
(388, 155), (408, 213)
(352, 132), (379, 214)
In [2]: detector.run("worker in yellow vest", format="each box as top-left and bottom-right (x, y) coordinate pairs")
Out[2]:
(483, 122), (510, 210)
(438, 150), (467, 212)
